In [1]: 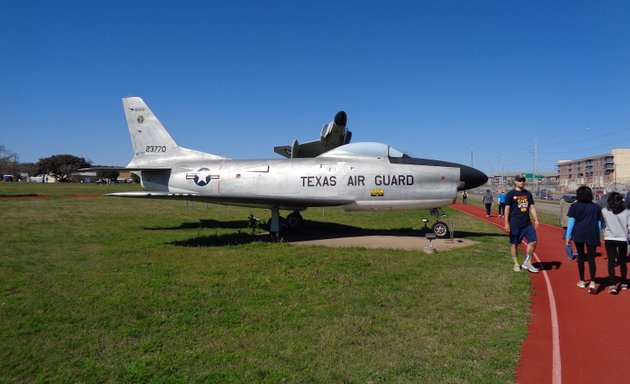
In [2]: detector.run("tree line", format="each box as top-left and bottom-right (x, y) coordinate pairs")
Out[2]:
(0, 146), (119, 182)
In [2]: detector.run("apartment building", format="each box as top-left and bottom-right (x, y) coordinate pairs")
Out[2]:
(557, 148), (630, 192)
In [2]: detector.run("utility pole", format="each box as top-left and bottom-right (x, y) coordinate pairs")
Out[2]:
(533, 139), (539, 195)
(534, 139), (538, 175)
(500, 152), (504, 187)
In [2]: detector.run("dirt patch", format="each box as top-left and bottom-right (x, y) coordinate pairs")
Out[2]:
(288, 235), (476, 251)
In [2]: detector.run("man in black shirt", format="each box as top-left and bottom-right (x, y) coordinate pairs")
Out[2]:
(503, 175), (540, 273)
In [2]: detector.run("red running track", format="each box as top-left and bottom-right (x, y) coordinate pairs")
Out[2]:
(452, 202), (630, 384)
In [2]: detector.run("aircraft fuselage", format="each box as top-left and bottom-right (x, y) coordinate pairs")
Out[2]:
(142, 155), (461, 211)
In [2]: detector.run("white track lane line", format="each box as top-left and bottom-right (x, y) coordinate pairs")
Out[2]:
(454, 210), (562, 384)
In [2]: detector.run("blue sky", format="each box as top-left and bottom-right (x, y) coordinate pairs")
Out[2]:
(2, 0), (630, 176)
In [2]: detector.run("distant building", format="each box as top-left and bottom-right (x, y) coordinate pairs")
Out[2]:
(117, 170), (134, 183)
(71, 171), (97, 183)
(28, 174), (57, 183)
(490, 172), (558, 187)
(69, 170), (136, 183)
(489, 172), (558, 193)
(557, 148), (630, 192)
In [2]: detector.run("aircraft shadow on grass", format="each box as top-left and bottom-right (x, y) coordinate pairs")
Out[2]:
(156, 219), (504, 247)
(145, 219), (249, 231)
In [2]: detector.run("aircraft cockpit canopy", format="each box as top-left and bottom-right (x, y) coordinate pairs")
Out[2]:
(318, 142), (406, 159)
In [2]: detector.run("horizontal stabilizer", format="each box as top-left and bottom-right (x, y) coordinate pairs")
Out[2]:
(273, 145), (292, 158)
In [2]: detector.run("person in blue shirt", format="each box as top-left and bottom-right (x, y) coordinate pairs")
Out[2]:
(497, 188), (507, 217)
(565, 186), (604, 293)
(504, 175), (540, 273)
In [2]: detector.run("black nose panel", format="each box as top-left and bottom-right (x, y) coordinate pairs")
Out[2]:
(388, 156), (487, 190)
(459, 164), (488, 190)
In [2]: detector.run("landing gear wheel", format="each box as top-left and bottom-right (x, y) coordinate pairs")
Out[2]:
(266, 217), (288, 231)
(432, 221), (450, 238)
(286, 212), (303, 229)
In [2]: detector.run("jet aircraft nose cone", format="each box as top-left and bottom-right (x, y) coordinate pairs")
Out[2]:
(459, 165), (488, 191)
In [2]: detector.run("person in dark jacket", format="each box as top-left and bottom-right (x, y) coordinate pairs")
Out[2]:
(482, 189), (493, 217)
(565, 186), (604, 293)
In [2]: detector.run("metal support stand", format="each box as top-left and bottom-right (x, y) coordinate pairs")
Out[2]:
(447, 219), (455, 243)
(270, 206), (280, 241)
(424, 233), (437, 254)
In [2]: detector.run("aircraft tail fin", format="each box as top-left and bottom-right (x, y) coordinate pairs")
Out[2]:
(122, 97), (225, 166)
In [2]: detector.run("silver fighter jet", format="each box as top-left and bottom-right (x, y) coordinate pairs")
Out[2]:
(101, 97), (487, 238)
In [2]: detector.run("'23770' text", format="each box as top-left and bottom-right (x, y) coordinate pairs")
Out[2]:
(145, 146), (167, 153)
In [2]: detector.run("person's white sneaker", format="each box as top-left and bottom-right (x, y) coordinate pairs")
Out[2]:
(521, 262), (539, 273)
(588, 281), (597, 294)
(608, 284), (619, 294)
(577, 280), (587, 288)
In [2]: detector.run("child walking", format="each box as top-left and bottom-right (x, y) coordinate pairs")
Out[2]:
(565, 186), (603, 293)
(601, 192), (630, 294)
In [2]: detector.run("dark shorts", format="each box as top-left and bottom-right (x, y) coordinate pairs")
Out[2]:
(509, 223), (537, 245)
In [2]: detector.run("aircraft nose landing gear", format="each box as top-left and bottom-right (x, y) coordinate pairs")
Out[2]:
(423, 208), (450, 239)
(431, 221), (450, 238)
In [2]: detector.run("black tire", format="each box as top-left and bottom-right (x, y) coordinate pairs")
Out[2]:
(266, 217), (288, 232)
(286, 212), (303, 229)
(432, 221), (450, 238)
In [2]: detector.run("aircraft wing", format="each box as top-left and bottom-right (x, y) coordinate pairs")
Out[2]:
(274, 111), (351, 158)
(108, 192), (355, 210)
(79, 166), (171, 171)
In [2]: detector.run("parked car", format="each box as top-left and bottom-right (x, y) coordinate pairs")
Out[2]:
(538, 189), (554, 200)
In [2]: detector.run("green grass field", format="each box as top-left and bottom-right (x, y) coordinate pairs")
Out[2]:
(1, 183), (530, 383)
